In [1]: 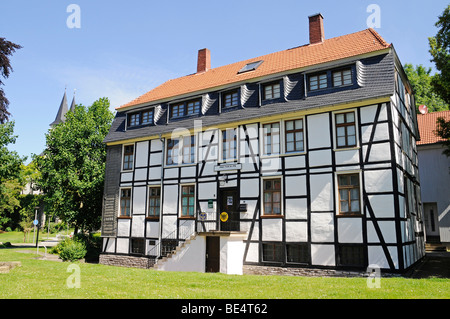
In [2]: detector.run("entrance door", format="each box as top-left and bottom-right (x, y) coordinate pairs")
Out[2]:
(219, 188), (240, 231)
(424, 203), (440, 241)
(205, 236), (220, 273)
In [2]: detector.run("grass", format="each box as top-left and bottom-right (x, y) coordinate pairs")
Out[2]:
(0, 247), (449, 299)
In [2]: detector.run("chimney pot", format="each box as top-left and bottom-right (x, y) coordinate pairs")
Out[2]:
(309, 13), (324, 44)
(197, 48), (211, 73)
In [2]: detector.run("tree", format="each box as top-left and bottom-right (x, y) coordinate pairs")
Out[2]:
(35, 98), (114, 232)
(0, 38), (22, 123)
(403, 63), (448, 112)
(0, 121), (26, 229)
(428, 5), (450, 105)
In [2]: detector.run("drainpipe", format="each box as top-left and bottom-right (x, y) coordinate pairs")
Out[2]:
(158, 133), (165, 258)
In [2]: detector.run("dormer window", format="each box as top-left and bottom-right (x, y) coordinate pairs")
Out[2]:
(309, 73), (327, 91)
(263, 81), (281, 100)
(127, 109), (153, 128)
(170, 98), (201, 119)
(223, 90), (239, 108)
(333, 68), (352, 87)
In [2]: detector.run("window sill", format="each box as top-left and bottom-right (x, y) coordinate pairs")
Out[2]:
(179, 216), (196, 220)
(145, 216), (160, 221)
(337, 213), (363, 218)
(261, 214), (284, 219)
(333, 146), (360, 152)
(117, 216), (132, 219)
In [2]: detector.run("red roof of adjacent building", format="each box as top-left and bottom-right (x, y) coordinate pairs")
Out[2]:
(117, 28), (390, 110)
(417, 110), (450, 145)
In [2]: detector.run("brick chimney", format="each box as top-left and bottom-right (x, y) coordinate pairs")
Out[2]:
(309, 13), (324, 44)
(197, 48), (211, 73)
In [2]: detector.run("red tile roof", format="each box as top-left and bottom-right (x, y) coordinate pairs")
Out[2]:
(118, 28), (390, 110)
(417, 110), (450, 145)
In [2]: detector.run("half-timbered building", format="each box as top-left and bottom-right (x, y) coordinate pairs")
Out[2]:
(99, 14), (425, 274)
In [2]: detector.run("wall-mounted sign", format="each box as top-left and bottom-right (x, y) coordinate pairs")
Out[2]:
(199, 212), (207, 221)
(220, 212), (228, 222)
(208, 199), (214, 209)
(214, 163), (242, 172)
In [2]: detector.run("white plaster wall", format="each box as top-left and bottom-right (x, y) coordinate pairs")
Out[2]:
(285, 175), (306, 197)
(368, 245), (398, 269)
(285, 198), (307, 219)
(367, 220), (397, 244)
(307, 113), (330, 149)
(359, 104), (379, 124)
(132, 186), (147, 215)
(261, 158), (281, 172)
(364, 169), (392, 193)
(224, 238), (246, 275)
(245, 242), (259, 263)
(131, 215), (145, 237)
(311, 213), (334, 242)
(363, 142), (391, 162)
(337, 218), (363, 243)
(135, 141), (149, 167)
(148, 167), (161, 180)
(117, 219), (130, 237)
(368, 195), (395, 218)
(162, 215), (177, 238)
(311, 244), (335, 266)
(198, 182), (217, 200)
(121, 172), (133, 182)
(134, 168), (147, 181)
(284, 155), (306, 169)
(310, 174), (333, 211)
(335, 149), (359, 165)
(241, 178), (259, 198)
(103, 238), (115, 253)
(163, 185), (178, 214)
(146, 221), (159, 238)
(116, 238), (129, 254)
(309, 149), (332, 167)
(262, 218), (282, 241)
(150, 139), (163, 152)
(285, 221), (308, 242)
(361, 122), (390, 144)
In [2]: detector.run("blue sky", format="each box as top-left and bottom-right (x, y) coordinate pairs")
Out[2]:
(1, 0), (448, 162)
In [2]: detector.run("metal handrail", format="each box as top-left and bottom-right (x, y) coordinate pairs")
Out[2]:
(148, 219), (196, 259)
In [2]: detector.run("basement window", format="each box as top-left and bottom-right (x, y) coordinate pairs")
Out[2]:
(238, 60), (263, 74)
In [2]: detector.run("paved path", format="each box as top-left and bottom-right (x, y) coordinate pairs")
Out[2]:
(407, 251), (450, 279)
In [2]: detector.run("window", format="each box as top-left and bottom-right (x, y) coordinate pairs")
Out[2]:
(337, 173), (361, 215)
(148, 187), (161, 218)
(170, 99), (201, 119)
(141, 110), (153, 125)
(335, 112), (356, 148)
(131, 238), (145, 255)
(333, 68), (352, 87)
(186, 99), (201, 115)
(285, 119), (304, 153)
(263, 82), (281, 100)
(182, 135), (195, 164)
(222, 129), (237, 161)
(171, 103), (184, 118)
(286, 244), (308, 264)
(120, 188), (131, 217)
(129, 113), (140, 127)
(123, 145), (134, 170)
(166, 138), (179, 165)
(263, 178), (281, 215)
(223, 90), (239, 108)
(309, 73), (327, 91)
(238, 60), (263, 74)
(127, 110), (153, 127)
(262, 123), (280, 155)
(181, 185), (195, 218)
(262, 243), (283, 262)
(338, 245), (365, 267)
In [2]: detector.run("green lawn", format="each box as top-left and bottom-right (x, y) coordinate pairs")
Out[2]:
(0, 248), (448, 299)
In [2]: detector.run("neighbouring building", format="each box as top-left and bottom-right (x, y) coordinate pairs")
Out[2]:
(99, 14), (425, 274)
(417, 110), (450, 251)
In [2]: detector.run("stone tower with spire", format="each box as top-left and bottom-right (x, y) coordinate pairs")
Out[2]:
(49, 89), (76, 128)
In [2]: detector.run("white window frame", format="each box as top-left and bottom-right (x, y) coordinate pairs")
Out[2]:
(260, 176), (284, 217)
(260, 120), (281, 158)
(122, 144), (135, 172)
(119, 187), (133, 217)
(332, 109), (360, 151)
(281, 117), (306, 155)
(334, 170), (363, 216)
(165, 134), (197, 167)
(220, 127), (239, 163)
(147, 185), (162, 218)
(179, 183), (196, 219)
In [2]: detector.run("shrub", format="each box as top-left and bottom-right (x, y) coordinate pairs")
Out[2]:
(58, 239), (87, 262)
